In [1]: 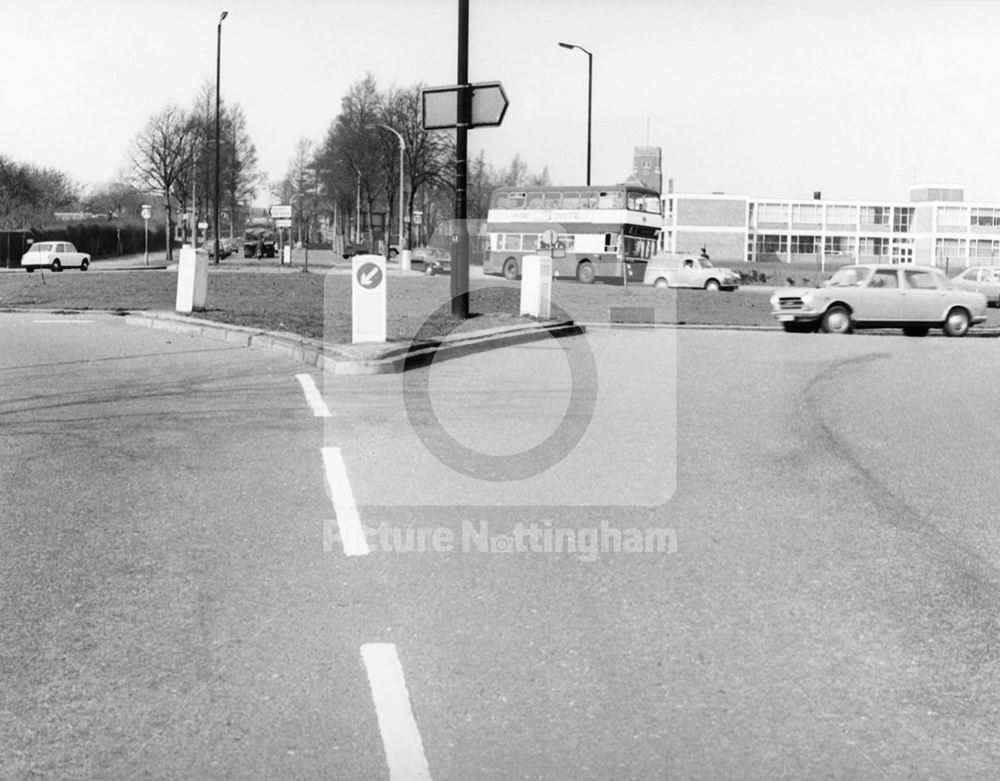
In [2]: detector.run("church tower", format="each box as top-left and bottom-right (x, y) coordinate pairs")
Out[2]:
(631, 147), (663, 193)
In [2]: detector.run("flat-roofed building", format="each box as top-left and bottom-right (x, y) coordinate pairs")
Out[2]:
(659, 185), (1000, 271)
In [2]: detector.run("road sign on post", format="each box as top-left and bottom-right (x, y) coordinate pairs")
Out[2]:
(270, 204), (292, 219)
(421, 81), (509, 130)
(352, 254), (387, 344)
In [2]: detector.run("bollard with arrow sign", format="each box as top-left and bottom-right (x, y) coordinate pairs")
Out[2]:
(351, 254), (387, 344)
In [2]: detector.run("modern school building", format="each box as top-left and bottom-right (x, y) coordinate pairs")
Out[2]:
(662, 185), (1000, 271)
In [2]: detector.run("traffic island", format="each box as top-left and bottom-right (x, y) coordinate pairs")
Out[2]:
(122, 310), (583, 375)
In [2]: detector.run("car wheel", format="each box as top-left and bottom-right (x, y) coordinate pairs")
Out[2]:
(821, 305), (852, 334)
(51, 259), (62, 272)
(902, 326), (929, 337)
(576, 260), (596, 284)
(425, 265), (435, 276)
(389, 248), (398, 259)
(704, 278), (721, 291)
(80, 259), (89, 271)
(653, 277), (669, 289)
(943, 307), (971, 337)
(502, 257), (519, 280)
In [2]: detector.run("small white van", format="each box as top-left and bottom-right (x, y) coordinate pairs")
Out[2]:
(643, 252), (740, 291)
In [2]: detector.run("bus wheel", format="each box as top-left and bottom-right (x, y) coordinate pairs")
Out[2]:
(502, 257), (519, 280)
(576, 261), (595, 284)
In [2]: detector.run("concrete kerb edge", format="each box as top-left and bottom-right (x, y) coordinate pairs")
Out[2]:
(120, 310), (587, 374)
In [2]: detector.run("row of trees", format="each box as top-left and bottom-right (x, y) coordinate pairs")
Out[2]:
(127, 81), (262, 260)
(0, 156), (79, 230)
(276, 73), (551, 250)
(0, 73), (551, 258)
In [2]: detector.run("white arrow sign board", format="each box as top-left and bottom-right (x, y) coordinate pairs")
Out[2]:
(352, 254), (386, 344)
(422, 81), (509, 130)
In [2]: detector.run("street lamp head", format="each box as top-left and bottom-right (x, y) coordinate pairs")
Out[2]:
(220, 10), (228, 22)
(558, 41), (574, 49)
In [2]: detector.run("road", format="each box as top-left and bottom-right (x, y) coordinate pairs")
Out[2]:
(3, 312), (1000, 779)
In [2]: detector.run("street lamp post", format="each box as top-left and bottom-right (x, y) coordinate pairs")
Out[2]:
(558, 41), (592, 186)
(369, 123), (407, 268)
(214, 10), (228, 266)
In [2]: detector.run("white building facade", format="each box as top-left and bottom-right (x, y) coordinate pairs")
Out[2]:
(660, 185), (999, 271)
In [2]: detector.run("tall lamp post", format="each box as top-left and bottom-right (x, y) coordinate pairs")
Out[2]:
(214, 10), (228, 265)
(368, 123), (407, 266)
(558, 41), (592, 186)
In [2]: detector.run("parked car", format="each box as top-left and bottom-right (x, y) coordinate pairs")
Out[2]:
(20, 241), (90, 272)
(643, 252), (740, 290)
(770, 263), (988, 336)
(408, 246), (452, 274)
(339, 243), (371, 260)
(950, 266), (1000, 307)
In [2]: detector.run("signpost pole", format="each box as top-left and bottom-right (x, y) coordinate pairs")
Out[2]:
(452, 0), (470, 319)
(141, 204), (151, 266)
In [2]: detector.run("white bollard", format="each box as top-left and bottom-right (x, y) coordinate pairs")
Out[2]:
(401, 249), (412, 272)
(519, 254), (553, 318)
(175, 246), (208, 312)
(352, 254), (387, 344)
(283, 245), (291, 265)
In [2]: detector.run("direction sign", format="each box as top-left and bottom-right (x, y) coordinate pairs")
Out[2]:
(422, 81), (509, 130)
(356, 261), (383, 289)
(270, 204), (292, 219)
(275, 218), (292, 228)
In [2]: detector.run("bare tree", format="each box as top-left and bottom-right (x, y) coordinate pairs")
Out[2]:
(224, 104), (262, 237)
(126, 104), (194, 260)
(284, 137), (314, 244)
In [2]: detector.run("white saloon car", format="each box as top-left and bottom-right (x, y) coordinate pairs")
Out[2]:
(950, 266), (1000, 307)
(771, 264), (988, 337)
(21, 241), (91, 272)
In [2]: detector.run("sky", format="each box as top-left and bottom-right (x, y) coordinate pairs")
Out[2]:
(3, 0), (1000, 205)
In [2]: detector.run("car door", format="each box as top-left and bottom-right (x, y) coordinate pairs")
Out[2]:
(852, 267), (901, 322)
(901, 268), (947, 321)
(677, 258), (700, 287)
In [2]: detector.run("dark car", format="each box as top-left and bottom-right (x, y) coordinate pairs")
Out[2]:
(410, 246), (452, 275)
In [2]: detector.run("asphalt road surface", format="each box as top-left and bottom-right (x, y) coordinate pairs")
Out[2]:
(4, 312), (1000, 779)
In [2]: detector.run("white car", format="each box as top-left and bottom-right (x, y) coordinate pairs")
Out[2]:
(950, 266), (1000, 307)
(21, 241), (91, 272)
(644, 252), (740, 290)
(771, 264), (988, 336)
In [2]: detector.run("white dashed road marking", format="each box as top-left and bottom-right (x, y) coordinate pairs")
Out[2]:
(296, 373), (331, 417)
(361, 643), (433, 781)
(321, 446), (370, 556)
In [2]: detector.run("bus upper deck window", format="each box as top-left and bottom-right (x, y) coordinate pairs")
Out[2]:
(506, 192), (526, 208)
(580, 193), (597, 209)
(598, 191), (623, 209)
(526, 192), (544, 208)
(543, 192), (561, 209)
(562, 192), (580, 209)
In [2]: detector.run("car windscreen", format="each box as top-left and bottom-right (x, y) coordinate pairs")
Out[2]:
(826, 267), (870, 287)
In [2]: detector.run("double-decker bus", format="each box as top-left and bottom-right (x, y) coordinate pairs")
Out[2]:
(483, 184), (662, 283)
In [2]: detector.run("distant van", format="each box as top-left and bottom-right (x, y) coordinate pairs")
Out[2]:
(643, 252), (740, 291)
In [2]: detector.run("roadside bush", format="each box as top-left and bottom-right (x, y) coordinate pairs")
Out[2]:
(30, 221), (166, 259)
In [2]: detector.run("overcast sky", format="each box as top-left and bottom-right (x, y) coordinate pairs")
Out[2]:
(3, 0), (1000, 204)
